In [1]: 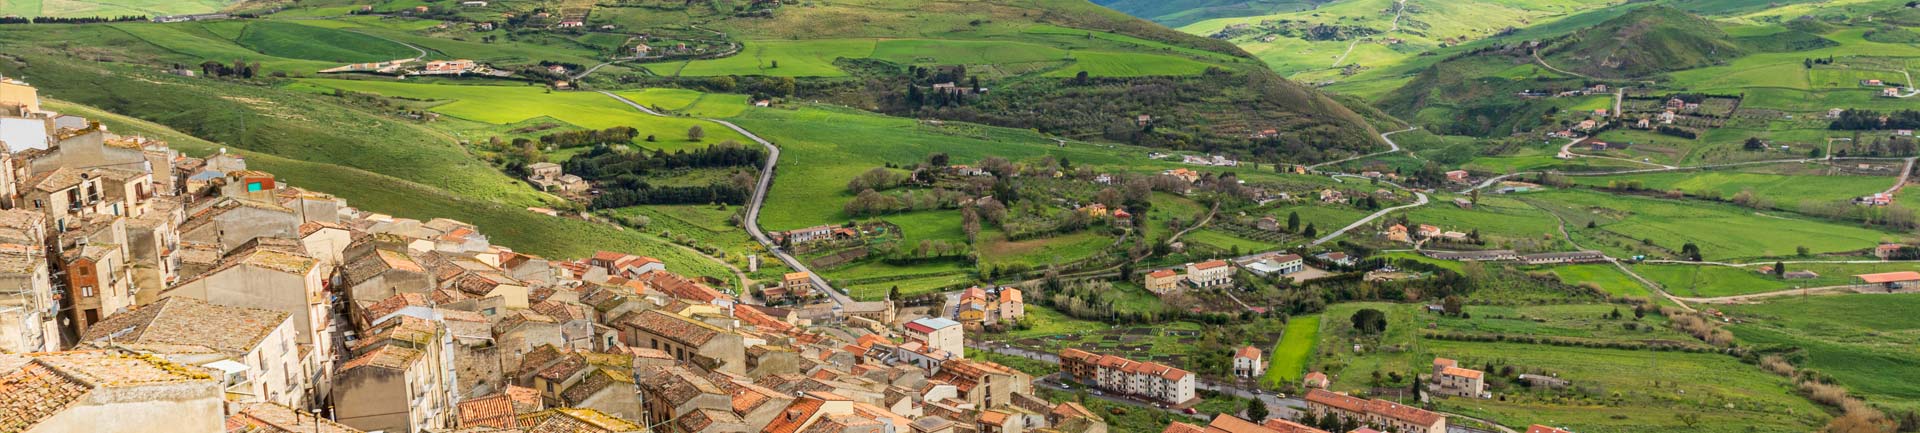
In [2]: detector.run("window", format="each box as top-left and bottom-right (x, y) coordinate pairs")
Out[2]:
(80, 286), (94, 297)
(247, 181), (263, 192)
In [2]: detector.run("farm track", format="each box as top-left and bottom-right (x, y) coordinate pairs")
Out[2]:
(1331, 0), (1404, 68)
(598, 91), (852, 305)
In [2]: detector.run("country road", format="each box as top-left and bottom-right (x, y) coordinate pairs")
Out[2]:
(598, 91), (853, 306)
(1311, 191), (1427, 246)
(1309, 127), (1417, 170)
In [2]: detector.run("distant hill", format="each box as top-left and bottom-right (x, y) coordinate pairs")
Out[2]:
(1538, 5), (1743, 79)
(1091, 0), (1322, 27)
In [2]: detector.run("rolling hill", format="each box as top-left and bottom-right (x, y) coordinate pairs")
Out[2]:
(1091, 0), (1324, 27)
(1538, 5), (1745, 79)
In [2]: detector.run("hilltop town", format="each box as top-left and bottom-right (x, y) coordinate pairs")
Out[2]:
(1, 0), (1919, 432)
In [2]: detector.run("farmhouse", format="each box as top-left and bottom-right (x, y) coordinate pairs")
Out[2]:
(526, 162), (587, 193)
(1416, 224), (1442, 238)
(1163, 168), (1201, 183)
(1145, 269), (1184, 294)
(1453, 198), (1472, 209)
(1303, 371), (1330, 388)
(1445, 170), (1470, 183)
(1385, 224), (1410, 243)
(1304, 389), (1446, 433)
(1186, 260), (1234, 288)
(1430, 358), (1486, 398)
(1232, 346), (1265, 378)
(1316, 252), (1354, 266)
(1257, 215), (1281, 231)
(1875, 243), (1905, 259)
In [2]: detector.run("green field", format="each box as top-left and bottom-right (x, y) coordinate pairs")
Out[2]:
(1568, 167), (1894, 211)
(1527, 189), (1902, 261)
(658, 39), (875, 77)
(1550, 263), (1662, 301)
(1263, 315), (1319, 386)
(1, 0), (232, 17)
(1634, 262), (1920, 298)
(235, 21), (418, 63)
(1720, 294), (1920, 412)
(295, 79), (747, 151)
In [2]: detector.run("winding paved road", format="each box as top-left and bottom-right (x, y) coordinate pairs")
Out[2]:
(599, 91), (853, 306)
(1309, 127), (1417, 170)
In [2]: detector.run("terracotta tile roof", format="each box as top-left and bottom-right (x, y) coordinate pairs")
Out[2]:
(1206, 415), (1285, 433)
(1163, 422), (1208, 433)
(1052, 402), (1097, 420)
(519, 408), (643, 433)
(1148, 269), (1179, 278)
(459, 392), (522, 429)
(762, 395), (826, 433)
(1305, 389), (1366, 413)
(228, 402), (365, 433)
(358, 293), (428, 326)
(338, 345), (423, 374)
(81, 297), (288, 357)
(637, 366), (726, 409)
(636, 270), (730, 304)
(1262, 418), (1330, 433)
(535, 353), (587, 382)
(1363, 398), (1443, 426)
(561, 367), (632, 405)
(1442, 366), (1483, 380)
(1192, 260), (1229, 270)
(1235, 346), (1262, 360)
(621, 309), (725, 347)
(0, 359), (89, 432)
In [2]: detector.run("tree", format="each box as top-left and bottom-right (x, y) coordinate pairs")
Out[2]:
(1351, 308), (1388, 335)
(1287, 211), (1301, 232)
(1246, 398), (1269, 421)
(1681, 242), (1703, 261)
(1441, 295), (1463, 316)
(1303, 223), (1318, 239)
(688, 125), (706, 142)
(1744, 137), (1766, 151)
(928, 152), (950, 167)
(1774, 261), (1786, 278)
(1798, 245), (1811, 257)
(770, 60), (779, 69)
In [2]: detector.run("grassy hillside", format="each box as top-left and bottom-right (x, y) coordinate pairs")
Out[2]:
(0, 0), (235, 17)
(1092, 0), (1321, 27)
(1539, 5), (1745, 79)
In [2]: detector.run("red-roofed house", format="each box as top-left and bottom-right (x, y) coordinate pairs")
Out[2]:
(1232, 346), (1264, 378)
(1145, 269), (1184, 294)
(1186, 260), (1233, 288)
